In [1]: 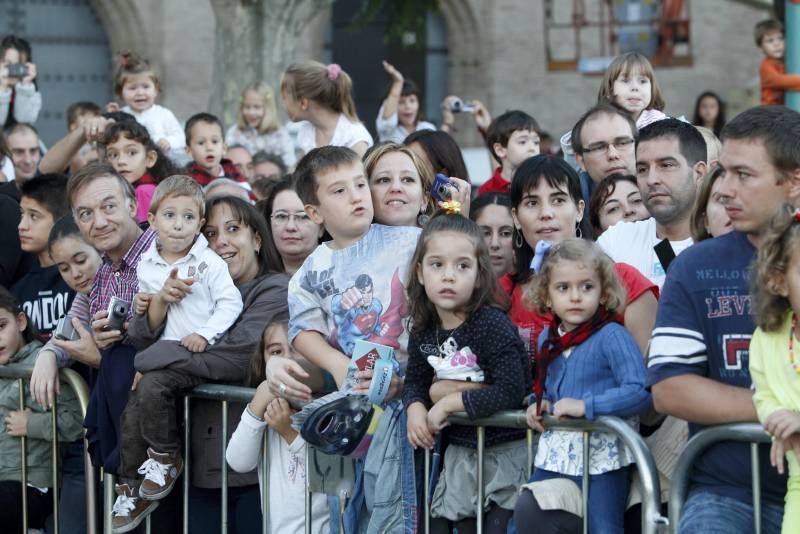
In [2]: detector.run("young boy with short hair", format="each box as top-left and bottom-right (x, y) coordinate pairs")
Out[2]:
(478, 110), (540, 195)
(288, 145), (421, 530)
(111, 175), (243, 532)
(183, 112), (248, 187)
(11, 174), (73, 340)
(755, 19), (800, 106)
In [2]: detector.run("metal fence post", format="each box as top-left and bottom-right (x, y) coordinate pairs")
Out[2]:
(476, 426), (485, 534)
(50, 394), (60, 534)
(18, 378), (28, 534)
(582, 430), (590, 534)
(221, 400), (229, 534)
(183, 396), (190, 534)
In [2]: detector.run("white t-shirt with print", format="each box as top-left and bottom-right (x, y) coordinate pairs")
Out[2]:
(596, 217), (693, 289)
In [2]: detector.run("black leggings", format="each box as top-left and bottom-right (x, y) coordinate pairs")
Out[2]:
(513, 489), (582, 534)
(452, 503), (515, 534)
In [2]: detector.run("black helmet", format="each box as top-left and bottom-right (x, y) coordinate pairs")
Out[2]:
(296, 392), (382, 458)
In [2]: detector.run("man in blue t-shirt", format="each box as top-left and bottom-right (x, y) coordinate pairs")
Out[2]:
(648, 105), (800, 533)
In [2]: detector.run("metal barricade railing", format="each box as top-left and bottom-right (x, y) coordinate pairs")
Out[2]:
(0, 363), (95, 534)
(667, 423), (771, 534)
(418, 410), (669, 534)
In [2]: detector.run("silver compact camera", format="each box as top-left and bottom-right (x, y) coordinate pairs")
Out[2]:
(105, 296), (130, 332)
(449, 98), (475, 113)
(53, 316), (79, 341)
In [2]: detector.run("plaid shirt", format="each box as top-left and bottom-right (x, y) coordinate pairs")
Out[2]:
(89, 227), (157, 321)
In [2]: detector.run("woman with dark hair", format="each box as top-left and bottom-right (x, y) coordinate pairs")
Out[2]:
(503, 155), (658, 359)
(470, 192), (516, 278)
(404, 129), (470, 184)
(127, 196), (289, 534)
(588, 174), (650, 234)
(692, 91), (726, 138)
(259, 176), (323, 274)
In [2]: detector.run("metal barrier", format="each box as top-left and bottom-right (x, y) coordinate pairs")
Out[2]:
(417, 410), (669, 534)
(0, 363), (95, 534)
(667, 423), (772, 534)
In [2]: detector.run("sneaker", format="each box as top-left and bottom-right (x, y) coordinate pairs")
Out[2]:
(138, 448), (184, 501)
(111, 483), (159, 533)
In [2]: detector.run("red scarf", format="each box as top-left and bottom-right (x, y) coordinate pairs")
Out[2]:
(534, 306), (619, 414)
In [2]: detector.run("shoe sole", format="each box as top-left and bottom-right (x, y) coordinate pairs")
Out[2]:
(112, 500), (159, 533)
(140, 462), (184, 501)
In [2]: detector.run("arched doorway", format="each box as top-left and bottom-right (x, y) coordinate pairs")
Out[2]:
(2, 0), (112, 146)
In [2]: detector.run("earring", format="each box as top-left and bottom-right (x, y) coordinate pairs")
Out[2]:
(575, 223), (583, 239)
(417, 213), (431, 227)
(514, 231), (523, 249)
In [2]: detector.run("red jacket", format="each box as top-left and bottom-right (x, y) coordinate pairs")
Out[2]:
(184, 158), (247, 186)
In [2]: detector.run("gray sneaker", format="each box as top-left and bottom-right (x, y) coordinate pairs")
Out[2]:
(111, 483), (159, 533)
(138, 447), (184, 501)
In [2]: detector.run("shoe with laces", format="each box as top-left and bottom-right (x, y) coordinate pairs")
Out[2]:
(111, 483), (159, 533)
(138, 448), (184, 501)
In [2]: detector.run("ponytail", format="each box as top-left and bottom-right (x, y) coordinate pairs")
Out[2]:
(281, 61), (360, 122)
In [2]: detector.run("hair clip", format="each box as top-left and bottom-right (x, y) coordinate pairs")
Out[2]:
(326, 63), (342, 81)
(530, 240), (552, 273)
(438, 200), (461, 215)
(794, 208), (800, 222)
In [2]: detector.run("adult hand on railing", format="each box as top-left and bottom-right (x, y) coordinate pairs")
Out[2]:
(5, 408), (31, 436)
(30, 349), (60, 409)
(266, 356), (312, 401)
(406, 402), (434, 450)
(52, 318), (101, 367)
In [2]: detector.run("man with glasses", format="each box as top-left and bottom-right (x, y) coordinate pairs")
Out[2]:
(571, 103), (638, 204)
(597, 118), (707, 288)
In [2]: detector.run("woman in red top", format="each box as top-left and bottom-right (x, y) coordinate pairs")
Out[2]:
(503, 155), (658, 368)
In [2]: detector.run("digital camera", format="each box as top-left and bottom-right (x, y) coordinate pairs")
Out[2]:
(105, 296), (130, 332)
(53, 316), (79, 341)
(449, 98), (474, 114)
(431, 173), (458, 202)
(6, 63), (28, 78)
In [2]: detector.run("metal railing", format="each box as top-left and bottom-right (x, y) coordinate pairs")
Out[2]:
(668, 423), (772, 534)
(0, 363), (94, 534)
(414, 410), (669, 534)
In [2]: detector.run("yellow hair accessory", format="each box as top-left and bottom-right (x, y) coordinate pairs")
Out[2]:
(439, 200), (462, 215)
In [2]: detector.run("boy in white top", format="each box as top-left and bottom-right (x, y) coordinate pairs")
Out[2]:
(136, 175), (242, 350)
(111, 175), (241, 532)
(597, 119), (707, 288)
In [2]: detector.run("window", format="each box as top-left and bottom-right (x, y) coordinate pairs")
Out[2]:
(544, 0), (692, 73)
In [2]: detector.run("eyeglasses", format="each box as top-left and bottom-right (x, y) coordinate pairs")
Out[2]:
(270, 210), (313, 226)
(580, 137), (635, 156)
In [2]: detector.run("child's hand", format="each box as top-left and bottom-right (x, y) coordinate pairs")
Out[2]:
(351, 369), (404, 401)
(382, 61), (404, 84)
(134, 292), (153, 315)
(21, 62), (37, 85)
(407, 403), (434, 450)
(426, 401), (450, 434)
(5, 408), (31, 437)
(553, 398), (585, 420)
(130, 371), (143, 391)
(764, 409), (800, 440)
(181, 333), (208, 353)
(771, 437), (788, 475)
(250, 380), (276, 417)
(158, 268), (194, 304)
(525, 400), (550, 432)
(105, 101), (120, 113)
(157, 139), (171, 153)
(264, 397), (296, 441)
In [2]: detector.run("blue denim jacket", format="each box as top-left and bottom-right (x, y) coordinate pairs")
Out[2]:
(337, 399), (417, 533)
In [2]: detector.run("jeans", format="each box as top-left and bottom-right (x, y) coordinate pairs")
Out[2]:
(187, 485), (263, 534)
(57, 440), (87, 533)
(679, 489), (783, 534)
(341, 399), (417, 533)
(531, 467), (631, 534)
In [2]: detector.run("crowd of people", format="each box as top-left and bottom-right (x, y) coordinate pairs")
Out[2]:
(0, 15), (799, 534)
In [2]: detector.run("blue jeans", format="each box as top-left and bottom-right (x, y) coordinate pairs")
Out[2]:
(679, 489), (783, 534)
(341, 400), (417, 533)
(532, 467), (631, 534)
(56, 440), (87, 534)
